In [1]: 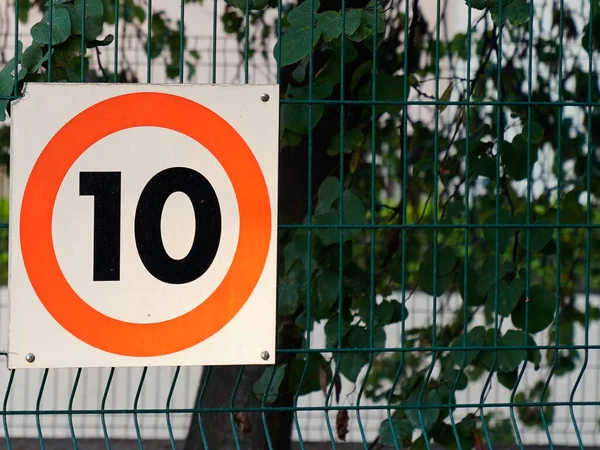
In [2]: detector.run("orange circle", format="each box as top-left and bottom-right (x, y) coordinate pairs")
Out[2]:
(20, 92), (272, 357)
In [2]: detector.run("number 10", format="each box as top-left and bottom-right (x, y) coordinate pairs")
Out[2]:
(79, 167), (222, 285)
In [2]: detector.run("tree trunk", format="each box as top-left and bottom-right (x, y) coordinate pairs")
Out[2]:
(183, 3), (373, 445)
(182, 365), (293, 450)
(182, 133), (340, 449)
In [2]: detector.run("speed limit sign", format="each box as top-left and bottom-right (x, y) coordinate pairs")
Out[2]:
(8, 84), (279, 369)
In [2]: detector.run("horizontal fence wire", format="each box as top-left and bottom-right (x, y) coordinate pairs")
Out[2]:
(0, 0), (600, 449)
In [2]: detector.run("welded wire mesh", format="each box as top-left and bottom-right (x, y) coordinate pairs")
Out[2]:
(0, 0), (600, 448)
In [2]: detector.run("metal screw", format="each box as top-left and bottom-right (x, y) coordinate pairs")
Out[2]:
(25, 353), (35, 363)
(260, 93), (270, 102)
(261, 351), (270, 361)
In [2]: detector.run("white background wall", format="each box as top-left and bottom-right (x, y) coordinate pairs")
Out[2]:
(0, 0), (599, 446)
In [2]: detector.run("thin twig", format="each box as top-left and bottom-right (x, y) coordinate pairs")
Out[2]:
(95, 47), (109, 81)
(440, 175), (468, 218)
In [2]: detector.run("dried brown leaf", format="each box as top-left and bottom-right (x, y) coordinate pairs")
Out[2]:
(473, 429), (487, 450)
(350, 149), (361, 174)
(319, 366), (328, 397)
(234, 412), (252, 433)
(334, 374), (342, 404)
(438, 82), (454, 112)
(336, 409), (349, 441)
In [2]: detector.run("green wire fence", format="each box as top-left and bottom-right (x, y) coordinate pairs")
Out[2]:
(1, 0), (600, 448)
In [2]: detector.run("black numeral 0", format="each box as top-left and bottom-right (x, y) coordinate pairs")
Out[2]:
(80, 168), (222, 285)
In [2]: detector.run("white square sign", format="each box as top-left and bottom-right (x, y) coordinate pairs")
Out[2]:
(8, 83), (279, 369)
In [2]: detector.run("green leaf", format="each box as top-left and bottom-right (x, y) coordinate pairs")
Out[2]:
(475, 257), (514, 298)
(482, 209), (519, 252)
(274, 0), (321, 67)
(315, 269), (340, 316)
(275, 27), (321, 67)
(291, 57), (308, 83)
(315, 177), (340, 214)
(505, 0), (531, 26)
(417, 245), (457, 296)
(126, 1), (147, 23)
(324, 317), (352, 348)
(0, 41), (23, 120)
(518, 218), (554, 253)
(359, 7), (385, 34)
(313, 209), (340, 245)
(479, 329), (497, 370)
(489, 0), (531, 26)
(288, 0), (320, 26)
(497, 277), (525, 317)
(450, 325), (485, 367)
(280, 80), (334, 133)
(374, 300), (393, 326)
(253, 364), (286, 404)
(0, 101), (10, 124)
(19, 0), (32, 23)
(294, 309), (313, 333)
(281, 101), (324, 134)
(582, 15), (600, 55)
(518, 120), (544, 144)
(0, 72), (15, 99)
(498, 370), (518, 389)
(283, 229), (311, 273)
(350, 59), (372, 91)
(470, 151), (496, 179)
(339, 326), (384, 382)
(225, 0), (269, 11)
(459, 265), (485, 306)
(44, 0), (70, 5)
(278, 259), (306, 316)
(443, 367), (468, 391)
(338, 348), (368, 383)
(465, 0), (487, 9)
(64, 54), (89, 81)
(49, 36), (87, 81)
(498, 330), (528, 372)
(412, 158), (433, 175)
(344, 9), (362, 35)
(418, 268), (453, 296)
(316, 11), (341, 42)
(378, 415), (413, 447)
(359, 74), (407, 115)
(31, 7), (72, 45)
(527, 335), (542, 370)
(313, 190), (364, 245)
(86, 34), (115, 48)
(511, 284), (556, 333)
(22, 45), (44, 71)
(432, 423), (464, 449)
(375, 299), (408, 326)
(327, 127), (364, 155)
(346, 21), (370, 42)
(72, 0), (105, 41)
(412, 435), (427, 450)
(288, 79), (336, 100)
(503, 137), (537, 181)
(405, 389), (441, 431)
(289, 353), (330, 396)
(342, 190), (367, 229)
(389, 299), (409, 323)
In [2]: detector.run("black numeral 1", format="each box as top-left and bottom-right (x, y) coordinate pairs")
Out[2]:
(80, 172), (122, 281)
